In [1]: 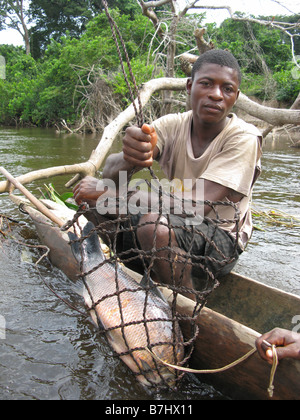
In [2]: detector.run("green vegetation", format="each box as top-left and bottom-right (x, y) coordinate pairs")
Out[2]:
(0, 6), (299, 128)
(42, 183), (78, 210)
(252, 205), (300, 230)
(0, 9), (157, 126)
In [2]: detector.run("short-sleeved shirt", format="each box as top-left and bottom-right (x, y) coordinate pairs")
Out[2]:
(152, 111), (262, 248)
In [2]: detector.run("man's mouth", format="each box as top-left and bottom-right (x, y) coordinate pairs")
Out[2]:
(204, 103), (223, 113)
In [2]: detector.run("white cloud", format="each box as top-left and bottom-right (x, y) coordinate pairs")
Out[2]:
(0, 28), (23, 47)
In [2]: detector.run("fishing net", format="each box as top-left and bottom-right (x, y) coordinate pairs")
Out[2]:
(64, 167), (241, 391)
(60, 0), (239, 391)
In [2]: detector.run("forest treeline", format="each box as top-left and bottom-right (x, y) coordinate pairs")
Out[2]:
(0, 4), (299, 130)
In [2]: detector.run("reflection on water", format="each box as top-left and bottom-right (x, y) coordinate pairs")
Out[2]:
(0, 128), (299, 400)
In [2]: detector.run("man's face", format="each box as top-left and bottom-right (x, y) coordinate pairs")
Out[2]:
(187, 63), (240, 125)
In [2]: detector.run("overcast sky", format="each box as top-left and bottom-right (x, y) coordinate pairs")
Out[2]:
(198, 0), (298, 23)
(0, 0), (299, 47)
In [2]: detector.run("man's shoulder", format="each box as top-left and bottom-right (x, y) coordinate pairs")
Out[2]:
(153, 110), (192, 128)
(228, 113), (262, 138)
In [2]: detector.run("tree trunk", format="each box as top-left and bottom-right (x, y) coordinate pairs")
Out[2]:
(20, 0), (30, 55)
(236, 93), (300, 126)
(290, 92), (300, 110)
(23, 25), (30, 55)
(262, 91), (300, 137)
(162, 12), (179, 115)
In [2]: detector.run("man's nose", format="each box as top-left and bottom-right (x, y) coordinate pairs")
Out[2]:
(209, 85), (223, 100)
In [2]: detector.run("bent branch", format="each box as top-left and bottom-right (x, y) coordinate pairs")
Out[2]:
(0, 78), (185, 193)
(0, 77), (299, 194)
(236, 93), (300, 126)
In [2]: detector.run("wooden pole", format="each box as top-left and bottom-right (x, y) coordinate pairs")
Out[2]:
(0, 167), (65, 227)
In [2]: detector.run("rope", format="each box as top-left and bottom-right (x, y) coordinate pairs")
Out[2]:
(60, 2), (279, 395)
(101, 0), (144, 127)
(146, 345), (279, 399)
(267, 345), (279, 398)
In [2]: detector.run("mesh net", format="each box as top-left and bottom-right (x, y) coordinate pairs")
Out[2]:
(64, 168), (240, 391)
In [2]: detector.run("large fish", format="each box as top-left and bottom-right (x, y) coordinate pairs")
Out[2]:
(68, 221), (184, 387)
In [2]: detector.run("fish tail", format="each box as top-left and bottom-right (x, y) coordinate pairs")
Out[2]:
(68, 221), (105, 271)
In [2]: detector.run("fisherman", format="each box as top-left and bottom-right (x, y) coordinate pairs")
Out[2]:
(256, 328), (300, 362)
(73, 49), (262, 297)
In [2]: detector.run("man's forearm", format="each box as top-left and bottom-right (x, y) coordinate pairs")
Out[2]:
(103, 152), (139, 185)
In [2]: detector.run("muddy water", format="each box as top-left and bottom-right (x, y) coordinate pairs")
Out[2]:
(0, 127), (299, 400)
(235, 135), (300, 295)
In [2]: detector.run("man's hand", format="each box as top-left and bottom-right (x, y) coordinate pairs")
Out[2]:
(122, 124), (158, 168)
(256, 328), (300, 363)
(73, 176), (104, 206)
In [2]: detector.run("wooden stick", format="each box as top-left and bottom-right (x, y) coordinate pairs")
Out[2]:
(0, 167), (65, 227)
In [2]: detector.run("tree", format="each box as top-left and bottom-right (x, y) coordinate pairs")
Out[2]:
(1, 1), (299, 132)
(0, 0), (30, 54)
(0, 0), (140, 58)
(138, 1), (300, 109)
(29, 0), (141, 58)
(29, 0), (98, 57)
(139, 0), (208, 114)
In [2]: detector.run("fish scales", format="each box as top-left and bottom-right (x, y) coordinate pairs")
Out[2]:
(69, 222), (184, 387)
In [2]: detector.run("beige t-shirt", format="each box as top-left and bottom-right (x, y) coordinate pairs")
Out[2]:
(153, 111), (262, 248)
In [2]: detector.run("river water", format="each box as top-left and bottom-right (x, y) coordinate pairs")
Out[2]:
(0, 127), (299, 401)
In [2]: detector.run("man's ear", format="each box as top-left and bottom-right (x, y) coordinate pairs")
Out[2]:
(235, 89), (240, 102)
(186, 78), (192, 95)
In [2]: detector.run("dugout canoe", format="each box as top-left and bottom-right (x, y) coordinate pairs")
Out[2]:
(9, 195), (300, 400)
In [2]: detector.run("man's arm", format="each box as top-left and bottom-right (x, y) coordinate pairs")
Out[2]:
(73, 124), (159, 205)
(177, 179), (243, 217)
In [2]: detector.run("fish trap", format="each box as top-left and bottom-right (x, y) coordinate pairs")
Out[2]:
(65, 172), (241, 391)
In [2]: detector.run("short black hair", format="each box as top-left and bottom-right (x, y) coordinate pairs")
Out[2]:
(192, 49), (242, 85)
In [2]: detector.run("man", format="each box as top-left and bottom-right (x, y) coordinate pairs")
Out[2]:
(73, 49), (262, 297)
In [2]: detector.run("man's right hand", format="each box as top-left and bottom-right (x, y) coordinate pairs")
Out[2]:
(122, 124), (158, 168)
(73, 176), (104, 206)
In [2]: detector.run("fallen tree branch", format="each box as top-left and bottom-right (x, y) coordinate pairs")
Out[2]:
(65, 77), (187, 187)
(0, 78), (185, 193)
(0, 77), (299, 194)
(0, 161), (96, 194)
(236, 93), (300, 126)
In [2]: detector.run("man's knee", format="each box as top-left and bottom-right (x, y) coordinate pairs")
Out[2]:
(136, 214), (174, 250)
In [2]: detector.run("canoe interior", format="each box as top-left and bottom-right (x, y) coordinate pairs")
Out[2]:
(207, 272), (300, 333)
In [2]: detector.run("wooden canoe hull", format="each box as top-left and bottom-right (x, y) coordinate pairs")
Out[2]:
(165, 291), (300, 400)
(14, 198), (300, 400)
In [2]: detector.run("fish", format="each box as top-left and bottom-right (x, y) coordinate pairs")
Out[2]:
(68, 221), (185, 387)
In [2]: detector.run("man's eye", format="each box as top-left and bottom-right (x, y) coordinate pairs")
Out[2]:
(224, 86), (234, 93)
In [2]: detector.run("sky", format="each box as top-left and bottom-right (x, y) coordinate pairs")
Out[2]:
(0, 0), (299, 47)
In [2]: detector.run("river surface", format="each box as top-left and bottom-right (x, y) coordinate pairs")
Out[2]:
(0, 127), (299, 401)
